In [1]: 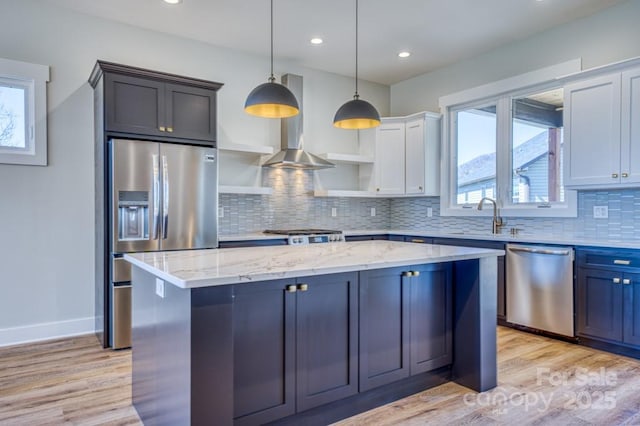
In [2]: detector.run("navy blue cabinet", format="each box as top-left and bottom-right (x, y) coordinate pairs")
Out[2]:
(577, 249), (640, 350)
(218, 239), (287, 248)
(359, 263), (452, 391)
(232, 272), (358, 425)
(345, 234), (389, 241)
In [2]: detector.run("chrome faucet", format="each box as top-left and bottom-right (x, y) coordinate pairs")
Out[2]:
(477, 197), (504, 234)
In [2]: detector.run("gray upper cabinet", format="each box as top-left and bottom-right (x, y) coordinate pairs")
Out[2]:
(90, 61), (222, 144)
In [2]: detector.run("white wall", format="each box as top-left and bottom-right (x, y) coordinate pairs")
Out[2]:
(391, 0), (640, 115)
(0, 0), (389, 346)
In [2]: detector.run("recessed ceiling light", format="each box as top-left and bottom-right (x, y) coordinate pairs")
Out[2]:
(163, 0), (182, 4)
(398, 51), (411, 58)
(310, 38), (324, 45)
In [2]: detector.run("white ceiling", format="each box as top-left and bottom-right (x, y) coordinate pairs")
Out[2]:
(43, 0), (626, 85)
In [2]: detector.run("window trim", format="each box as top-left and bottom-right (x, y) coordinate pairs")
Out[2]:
(0, 57), (49, 166)
(440, 61), (581, 218)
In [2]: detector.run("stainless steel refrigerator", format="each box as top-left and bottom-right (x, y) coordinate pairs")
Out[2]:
(106, 138), (218, 348)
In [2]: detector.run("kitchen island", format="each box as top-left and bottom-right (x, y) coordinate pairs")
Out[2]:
(125, 240), (503, 425)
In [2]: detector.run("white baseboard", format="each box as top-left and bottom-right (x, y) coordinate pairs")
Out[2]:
(0, 317), (95, 348)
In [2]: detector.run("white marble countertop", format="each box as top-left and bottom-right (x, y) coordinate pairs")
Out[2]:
(125, 240), (503, 289)
(219, 229), (640, 249)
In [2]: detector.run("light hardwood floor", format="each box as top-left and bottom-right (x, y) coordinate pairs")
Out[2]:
(1, 327), (639, 425)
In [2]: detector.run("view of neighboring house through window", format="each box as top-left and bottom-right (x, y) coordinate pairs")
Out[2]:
(511, 88), (564, 205)
(0, 79), (27, 151)
(455, 104), (497, 204)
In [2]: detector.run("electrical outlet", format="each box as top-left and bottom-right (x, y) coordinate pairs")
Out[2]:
(331, 207), (337, 217)
(370, 207), (376, 217)
(427, 207), (433, 217)
(155, 278), (165, 298)
(218, 207), (224, 218)
(593, 206), (608, 219)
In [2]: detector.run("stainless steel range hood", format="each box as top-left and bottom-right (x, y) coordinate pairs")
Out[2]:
(262, 74), (335, 170)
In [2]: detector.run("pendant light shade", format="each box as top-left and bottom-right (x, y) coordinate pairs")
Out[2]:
(333, 96), (381, 129)
(333, 0), (380, 130)
(245, 0), (299, 118)
(245, 79), (299, 118)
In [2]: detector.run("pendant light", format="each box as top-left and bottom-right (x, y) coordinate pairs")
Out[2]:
(245, 0), (299, 118)
(333, 0), (381, 129)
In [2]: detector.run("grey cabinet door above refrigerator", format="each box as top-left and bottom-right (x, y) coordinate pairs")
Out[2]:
(159, 144), (218, 250)
(111, 139), (160, 253)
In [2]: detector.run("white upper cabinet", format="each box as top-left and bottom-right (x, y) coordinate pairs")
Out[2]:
(375, 120), (406, 195)
(564, 67), (640, 188)
(621, 67), (640, 186)
(375, 112), (440, 197)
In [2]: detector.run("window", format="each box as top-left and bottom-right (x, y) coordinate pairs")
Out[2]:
(0, 58), (49, 166)
(440, 60), (581, 218)
(511, 88), (565, 205)
(454, 104), (497, 205)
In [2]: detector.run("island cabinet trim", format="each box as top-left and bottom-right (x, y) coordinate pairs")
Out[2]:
(129, 246), (499, 425)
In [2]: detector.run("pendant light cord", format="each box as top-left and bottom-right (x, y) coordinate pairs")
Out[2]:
(354, 0), (359, 99)
(269, 0), (275, 83)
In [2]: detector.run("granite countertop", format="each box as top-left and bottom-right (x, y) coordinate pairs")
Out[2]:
(124, 240), (503, 289)
(220, 229), (640, 250)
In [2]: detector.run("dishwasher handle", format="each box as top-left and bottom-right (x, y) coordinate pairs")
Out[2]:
(508, 246), (572, 256)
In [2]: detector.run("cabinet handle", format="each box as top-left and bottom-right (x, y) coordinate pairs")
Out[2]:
(167, 127), (174, 133)
(402, 271), (413, 277)
(623, 279), (631, 285)
(286, 284), (297, 293)
(622, 173), (629, 178)
(298, 283), (309, 292)
(612, 173), (619, 178)
(419, 186), (423, 191)
(614, 259), (631, 266)
(159, 126), (166, 132)
(376, 188), (380, 192)
(613, 278), (621, 284)
(412, 270), (420, 277)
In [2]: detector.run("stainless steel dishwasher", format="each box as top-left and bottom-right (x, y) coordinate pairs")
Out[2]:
(506, 244), (574, 337)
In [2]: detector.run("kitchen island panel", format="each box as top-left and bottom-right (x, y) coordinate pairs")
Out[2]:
(128, 242), (501, 425)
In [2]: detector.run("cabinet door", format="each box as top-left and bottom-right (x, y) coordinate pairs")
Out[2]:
(564, 74), (621, 187)
(105, 73), (166, 137)
(165, 83), (216, 142)
(233, 280), (296, 425)
(296, 273), (358, 412)
(576, 267), (623, 342)
(621, 68), (640, 185)
(623, 272), (640, 347)
(405, 118), (426, 195)
(375, 121), (405, 195)
(359, 267), (410, 391)
(410, 263), (452, 375)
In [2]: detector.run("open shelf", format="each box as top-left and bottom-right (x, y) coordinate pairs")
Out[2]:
(313, 189), (377, 198)
(219, 185), (273, 195)
(318, 153), (374, 165)
(218, 143), (274, 155)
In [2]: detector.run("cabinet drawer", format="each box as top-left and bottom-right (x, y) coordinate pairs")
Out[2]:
(577, 249), (640, 270)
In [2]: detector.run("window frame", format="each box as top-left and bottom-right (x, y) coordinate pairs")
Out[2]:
(0, 57), (49, 166)
(439, 61), (580, 218)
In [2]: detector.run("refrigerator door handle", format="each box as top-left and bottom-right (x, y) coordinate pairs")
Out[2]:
(152, 154), (160, 240)
(162, 155), (169, 239)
